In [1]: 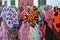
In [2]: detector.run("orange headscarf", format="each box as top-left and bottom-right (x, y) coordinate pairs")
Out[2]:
(27, 6), (38, 27)
(53, 8), (60, 32)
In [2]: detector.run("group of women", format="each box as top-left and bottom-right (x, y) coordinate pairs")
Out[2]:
(0, 5), (60, 40)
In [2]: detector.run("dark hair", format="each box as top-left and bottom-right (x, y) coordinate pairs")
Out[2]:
(33, 6), (37, 11)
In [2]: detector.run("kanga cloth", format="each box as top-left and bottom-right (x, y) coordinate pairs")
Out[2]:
(0, 21), (8, 40)
(29, 24), (41, 40)
(38, 6), (45, 25)
(27, 10), (38, 27)
(38, 20), (46, 40)
(18, 10), (30, 40)
(0, 5), (8, 40)
(5, 6), (19, 28)
(53, 8), (60, 40)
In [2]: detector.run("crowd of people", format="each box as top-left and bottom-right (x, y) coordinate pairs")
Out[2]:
(0, 5), (60, 40)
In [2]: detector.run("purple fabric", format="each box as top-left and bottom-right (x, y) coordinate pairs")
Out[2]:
(0, 21), (8, 40)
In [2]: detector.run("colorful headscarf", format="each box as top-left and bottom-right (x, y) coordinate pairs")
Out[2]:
(52, 8), (60, 40)
(46, 5), (52, 11)
(5, 6), (19, 28)
(38, 5), (46, 25)
(53, 8), (60, 32)
(27, 6), (32, 12)
(28, 6), (38, 27)
(19, 6), (30, 40)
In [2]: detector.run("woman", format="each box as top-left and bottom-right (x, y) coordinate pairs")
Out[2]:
(38, 6), (46, 40)
(28, 6), (41, 40)
(6, 5), (19, 40)
(0, 5), (8, 40)
(18, 6), (30, 40)
(44, 5), (55, 40)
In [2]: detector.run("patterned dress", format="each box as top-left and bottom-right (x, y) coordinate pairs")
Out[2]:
(38, 6), (47, 40)
(1, 21), (8, 40)
(0, 6), (8, 40)
(18, 11), (30, 40)
(6, 6), (19, 40)
(29, 24), (41, 40)
(27, 6), (41, 40)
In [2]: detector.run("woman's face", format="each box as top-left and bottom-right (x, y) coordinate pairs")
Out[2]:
(28, 7), (32, 12)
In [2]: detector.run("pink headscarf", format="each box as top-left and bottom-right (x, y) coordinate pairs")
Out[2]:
(27, 6), (32, 12)
(46, 5), (52, 10)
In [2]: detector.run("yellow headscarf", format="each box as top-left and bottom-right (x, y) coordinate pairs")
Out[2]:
(27, 6), (38, 27)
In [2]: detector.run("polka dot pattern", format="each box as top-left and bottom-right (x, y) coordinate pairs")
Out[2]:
(54, 12), (58, 16)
